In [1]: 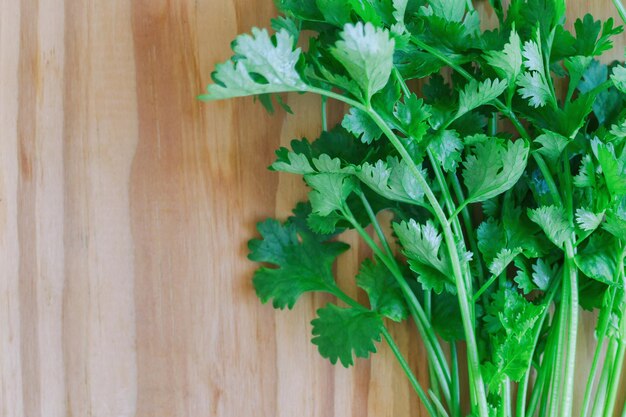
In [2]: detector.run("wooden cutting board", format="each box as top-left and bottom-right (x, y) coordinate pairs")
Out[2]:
(0, 0), (624, 416)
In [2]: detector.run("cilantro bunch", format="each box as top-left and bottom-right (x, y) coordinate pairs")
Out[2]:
(200, 0), (626, 415)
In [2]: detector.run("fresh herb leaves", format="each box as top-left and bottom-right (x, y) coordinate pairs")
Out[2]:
(203, 1), (626, 416)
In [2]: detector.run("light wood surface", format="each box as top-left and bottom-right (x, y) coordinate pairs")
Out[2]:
(0, 1), (624, 416)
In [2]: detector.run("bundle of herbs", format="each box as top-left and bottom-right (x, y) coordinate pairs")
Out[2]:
(200, 0), (626, 415)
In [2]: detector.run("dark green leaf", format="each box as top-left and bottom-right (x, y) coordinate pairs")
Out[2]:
(311, 304), (383, 367)
(356, 258), (408, 321)
(249, 217), (349, 309)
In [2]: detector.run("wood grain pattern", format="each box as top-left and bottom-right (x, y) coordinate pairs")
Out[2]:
(0, 1), (624, 416)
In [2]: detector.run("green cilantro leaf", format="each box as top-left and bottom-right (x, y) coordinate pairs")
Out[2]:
(516, 37), (553, 108)
(573, 154), (597, 188)
(528, 205), (573, 248)
(393, 219), (454, 293)
(275, 0), (323, 21)
(462, 140), (529, 203)
(391, 0), (409, 34)
(611, 65), (626, 94)
(315, 0), (352, 27)
(575, 208), (605, 232)
(483, 286), (545, 393)
(356, 258), (408, 322)
(534, 131), (570, 164)
(342, 107), (384, 144)
(332, 22), (395, 101)
(573, 14), (602, 56)
(604, 206), (626, 241)
(272, 151), (316, 174)
(249, 217), (349, 309)
(358, 157), (427, 204)
(311, 304), (383, 367)
(565, 55), (593, 98)
(200, 28), (307, 101)
(576, 232), (622, 284)
(312, 154), (345, 173)
(477, 218), (506, 263)
(347, 0), (385, 26)
(456, 79), (508, 118)
(593, 139), (626, 196)
(428, 130), (464, 172)
(514, 259), (536, 295)
(574, 15), (622, 56)
(424, 0), (466, 22)
(393, 93), (431, 139)
(305, 173), (356, 216)
(489, 247), (523, 276)
(532, 258), (557, 291)
(484, 29), (523, 95)
(517, 72), (552, 108)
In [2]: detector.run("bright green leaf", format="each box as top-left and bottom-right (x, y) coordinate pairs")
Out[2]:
(342, 107), (383, 144)
(462, 140), (529, 203)
(489, 247), (523, 276)
(306, 173), (356, 216)
(484, 29), (523, 90)
(575, 208), (605, 232)
(457, 79), (508, 118)
(393, 219), (454, 293)
(532, 259), (557, 291)
(332, 22), (395, 101)
(528, 205), (573, 248)
(200, 29), (307, 100)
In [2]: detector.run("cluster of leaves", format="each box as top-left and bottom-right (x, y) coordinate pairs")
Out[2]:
(201, 0), (626, 416)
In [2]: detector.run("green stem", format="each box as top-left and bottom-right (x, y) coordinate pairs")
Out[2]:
(473, 273), (498, 302)
(561, 147), (579, 417)
(394, 67), (411, 96)
(592, 340), (617, 417)
(604, 341), (626, 417)
(382, 327), (440, 417)
(396, 67), (475, 302)
(424, 287), (442, 407)
(580, 287), (617, 417)
(449, 174), (486, 285)
(534, 153), (562, 204)
(548, 269), (569, 416)
(612, 0), (626, 24)
(530, 305), (562, 417)
(426, 150), (471, 293)
(503, 378), (512, 417)
(342, 205), (453, 402)
(429, 390), (451, 417)
(358, 191), (394, 257)
(328, 287), (438, 416)
(358, 190), (451, 411)
(450, 342), (461, 417)
(307, 87), (367, 111)
(367, 108), (490, 417)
